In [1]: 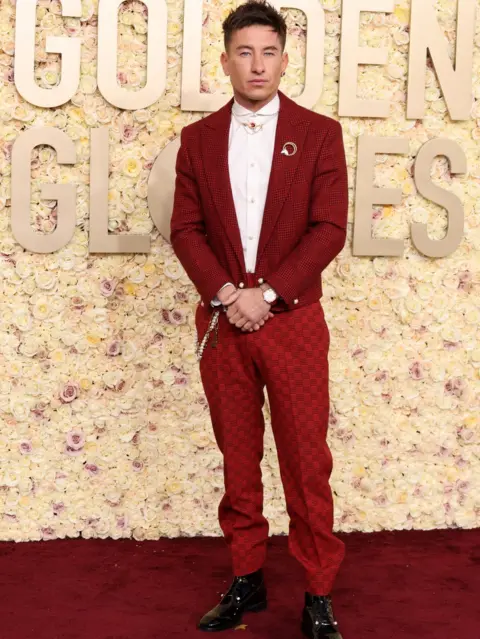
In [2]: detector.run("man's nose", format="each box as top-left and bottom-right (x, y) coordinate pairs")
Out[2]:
(251, 55), (265, 74)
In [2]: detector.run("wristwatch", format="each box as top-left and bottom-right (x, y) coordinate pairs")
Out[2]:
(262, 287), (277, 305)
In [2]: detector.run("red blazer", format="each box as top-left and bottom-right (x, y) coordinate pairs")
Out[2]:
(170, 90), (348, 312)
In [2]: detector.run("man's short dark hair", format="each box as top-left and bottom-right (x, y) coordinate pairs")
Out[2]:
(222, 1), (287, 52)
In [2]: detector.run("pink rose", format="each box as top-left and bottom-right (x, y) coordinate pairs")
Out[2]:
(19, 440), (32, 454)
(59, 381), (79, 403)
(175, 291), (188, 303)
(409, 361), (424, 380)
(121, 124), (138, 144)
(66, 429), (85, 451)
(445, 377), (466, 398)
(115, 284), (125, 298)
(41, 527), (56, 540)
(443, 341), (459, 350)
(85, 463), (100, 477)
(52, 502), (65, 515)
(100, 278), (118, 297)
(3, 69), (14, 84)
(3, 142), (13, 161)
(458, 271), (472, 291)
(107, 340), (122, 357)
(71, 296), (86, 310)
(170, 310), (186, 325)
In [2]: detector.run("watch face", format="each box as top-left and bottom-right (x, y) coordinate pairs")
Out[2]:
(264, 289), (276, 303)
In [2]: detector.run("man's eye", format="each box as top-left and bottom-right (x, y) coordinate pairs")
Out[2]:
(240, 51), (250, 56)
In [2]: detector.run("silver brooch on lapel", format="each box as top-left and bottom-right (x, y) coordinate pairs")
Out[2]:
(281, 142), (297, 157)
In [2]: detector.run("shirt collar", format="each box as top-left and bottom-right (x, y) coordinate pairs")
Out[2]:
(232, 92), (280, 118)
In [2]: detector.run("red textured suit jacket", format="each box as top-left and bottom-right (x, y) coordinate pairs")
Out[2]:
(170, 90), (348, 312)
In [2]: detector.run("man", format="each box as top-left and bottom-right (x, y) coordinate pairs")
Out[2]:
(170, 2), (348, 637)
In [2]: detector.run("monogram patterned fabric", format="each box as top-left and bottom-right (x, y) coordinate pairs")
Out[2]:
(195, 288), (345, 595)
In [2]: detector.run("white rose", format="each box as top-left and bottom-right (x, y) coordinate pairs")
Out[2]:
(13, 309), (32, 332)
(19, 336), (42, 358)
(15, 260), (33, 279)
(35, 271), (57, 290)
(10, 397), (31, 421)
(126, 265), (145, 284)
(163, 258), (183, 280)
(32, 297), (51, 320)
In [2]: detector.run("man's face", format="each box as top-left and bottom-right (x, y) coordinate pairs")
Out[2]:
(221, 25), (288, 105)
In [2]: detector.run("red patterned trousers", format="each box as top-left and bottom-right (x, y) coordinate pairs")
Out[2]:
(195, 275), (345, 594)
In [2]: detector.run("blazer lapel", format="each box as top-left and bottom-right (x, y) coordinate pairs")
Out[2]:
(199, 91), (311, 274)
(256, 91), (310, 267)
(200, 99), (246, 273)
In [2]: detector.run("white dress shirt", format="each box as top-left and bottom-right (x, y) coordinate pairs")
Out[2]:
(211, 93), (279, 306)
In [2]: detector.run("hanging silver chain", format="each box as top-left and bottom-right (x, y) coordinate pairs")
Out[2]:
(195, 309), (220, 360)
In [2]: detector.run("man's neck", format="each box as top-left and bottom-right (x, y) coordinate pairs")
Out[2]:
(233, 89), (279, 113)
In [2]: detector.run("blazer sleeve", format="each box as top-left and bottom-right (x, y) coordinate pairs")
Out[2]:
(170, 128), (233, 303)
(264, 120), (348, 304)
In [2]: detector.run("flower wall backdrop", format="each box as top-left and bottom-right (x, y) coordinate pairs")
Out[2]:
(0, 0), (479, 542)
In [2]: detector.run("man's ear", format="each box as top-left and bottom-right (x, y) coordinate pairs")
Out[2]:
(220, 51), (230, 76)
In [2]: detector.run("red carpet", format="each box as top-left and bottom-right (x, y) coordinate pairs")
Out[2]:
(0, 528), (478, 638)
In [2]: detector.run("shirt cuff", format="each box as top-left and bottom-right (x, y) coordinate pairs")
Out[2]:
(210, 282), (234, 307)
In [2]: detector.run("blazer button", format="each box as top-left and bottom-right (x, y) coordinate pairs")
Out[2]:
(238, 282), (245, 288)
(257, 278), (264, 284)
(293, 299), (299, 304)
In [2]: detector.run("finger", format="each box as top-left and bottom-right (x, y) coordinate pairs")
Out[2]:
(228, 311), (242, 324)
(226, 304), (239, 318)
(235, 317), (248, 328)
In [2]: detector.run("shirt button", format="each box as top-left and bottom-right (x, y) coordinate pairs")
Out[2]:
(248, 236), (254, 240)
(250, 198), (255, 203)
(250, 163), (255, 167)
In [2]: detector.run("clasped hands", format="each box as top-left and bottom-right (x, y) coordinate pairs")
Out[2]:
(217, 284), (274, 332)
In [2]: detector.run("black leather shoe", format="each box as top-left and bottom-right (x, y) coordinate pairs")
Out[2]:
(301, 592), (343, 638)
(197, 568), (267, 632)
